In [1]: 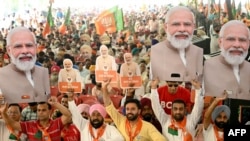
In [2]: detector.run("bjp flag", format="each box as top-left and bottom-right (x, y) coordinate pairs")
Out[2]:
(95, 6), (124, 35)
(59, 7), (70, 34)
(95, 11), (116, 35)
(42, 4), (54, 38)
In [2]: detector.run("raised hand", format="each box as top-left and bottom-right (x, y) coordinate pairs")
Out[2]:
(190, 79), (201, 90)
(102, 78), (111, 89)
(0, 95), (5, 105)
(48, 96), (58, 106)
(151, 77), (159, 89)
(215, 90), (228, 101)
(0, 103), (8, 115)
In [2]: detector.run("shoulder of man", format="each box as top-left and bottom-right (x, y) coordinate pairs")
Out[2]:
(204, 55), (221, 67)
(151, 40), (166, 49)
(0, 63), (12, 73)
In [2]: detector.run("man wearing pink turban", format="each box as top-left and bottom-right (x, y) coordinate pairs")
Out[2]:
(77, 104), (90, 119)
(67, 92), (124, 141)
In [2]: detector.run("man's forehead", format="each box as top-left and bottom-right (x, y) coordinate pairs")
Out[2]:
(168, 10), (194, 23)
(64, 61), (71, 64)
(167, 81), (179, 84)
(11, 41), (35, 45)
(172, 103), (185, 107)
(218, 111), (228, 116)
(61, 99), (68, 102)
(223, 34), (248, 39)
(170, 19), (193, 24)
(82, 50), (90, 53)
(142, 105), (151, 109)
(91, 110), (101, 115)
(126, 103), (138, 108)
(37, 104), (49, 109)
(8, 106), (20, 111)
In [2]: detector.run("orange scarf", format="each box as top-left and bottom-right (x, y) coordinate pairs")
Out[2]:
(169, 117), (193, 141)
(6, 125), (22, 140)
(89, 123), (106, 141)
(213, 125), (224, 141)
(36, 121), (52, 141)
(125, 117), (143, 141)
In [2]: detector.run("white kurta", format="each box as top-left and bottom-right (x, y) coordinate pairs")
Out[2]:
(203, 124), (223, 141)
(151, 89), (204, 141)
(0, 119), (27, 141)
(68, 101), (124, 141)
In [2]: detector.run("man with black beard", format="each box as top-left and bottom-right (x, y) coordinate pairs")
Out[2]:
(203, 91), (230, 141)
(140, 97), (162, 133)
(204, 20), (250, 99)
(66, 90), (124, 141)
(103, 79), (167, 141)
(52, 95), (80, 141)
(151, 78), (203, 141)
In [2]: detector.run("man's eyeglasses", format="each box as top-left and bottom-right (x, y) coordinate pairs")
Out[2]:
(168, 84), (179, 88)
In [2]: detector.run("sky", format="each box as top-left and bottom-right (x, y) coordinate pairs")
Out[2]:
(0, 0), (248, 18)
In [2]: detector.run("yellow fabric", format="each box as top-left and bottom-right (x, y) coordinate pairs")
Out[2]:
(89, 65), (96, 72)
(106, 104), (168, 141)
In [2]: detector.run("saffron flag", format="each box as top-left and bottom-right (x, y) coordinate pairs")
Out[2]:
(59, 7), (70, 34)
(42, 4), (54, 38)
(95, 6), (124, 35)
(211, 0), (218, 12)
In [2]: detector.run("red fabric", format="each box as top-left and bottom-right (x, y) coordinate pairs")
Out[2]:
(157, 85), (192, 114)
(20, 118), (63, 141)
(61, 124), (80, 141)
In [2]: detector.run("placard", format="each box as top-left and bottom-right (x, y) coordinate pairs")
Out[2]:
(95, 70), (118, 83)
(58, 82), (82, 93)
(120, 76), (142, 88)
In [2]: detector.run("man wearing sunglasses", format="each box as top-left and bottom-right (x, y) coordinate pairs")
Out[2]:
(157, 81), (192, 115)
(151, 79), (204, 141)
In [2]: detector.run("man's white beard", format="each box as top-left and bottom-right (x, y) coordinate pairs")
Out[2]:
(221, 47), (247, 66)
(10, 54), (36, 71)
(167, 31), (192, 49)
(102, 54), (108, 58)
(66, 67), (72, 71)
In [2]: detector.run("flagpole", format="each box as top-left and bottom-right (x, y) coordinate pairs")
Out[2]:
(207, 0), (211, 18)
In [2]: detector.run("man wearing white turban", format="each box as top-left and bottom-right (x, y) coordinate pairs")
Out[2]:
(203, 91), (231, 141)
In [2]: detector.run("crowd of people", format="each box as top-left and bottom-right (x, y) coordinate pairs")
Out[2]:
(0, 3), (249, 141)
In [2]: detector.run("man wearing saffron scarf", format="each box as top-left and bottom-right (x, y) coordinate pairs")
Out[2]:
(1, 96), (72, 141)
(103, 79), (168, 141)
(151, 78), (203, 141)
(0, 104), (27, 141)
(203, 91), (230, 141)
(67, 90), (124, 141)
